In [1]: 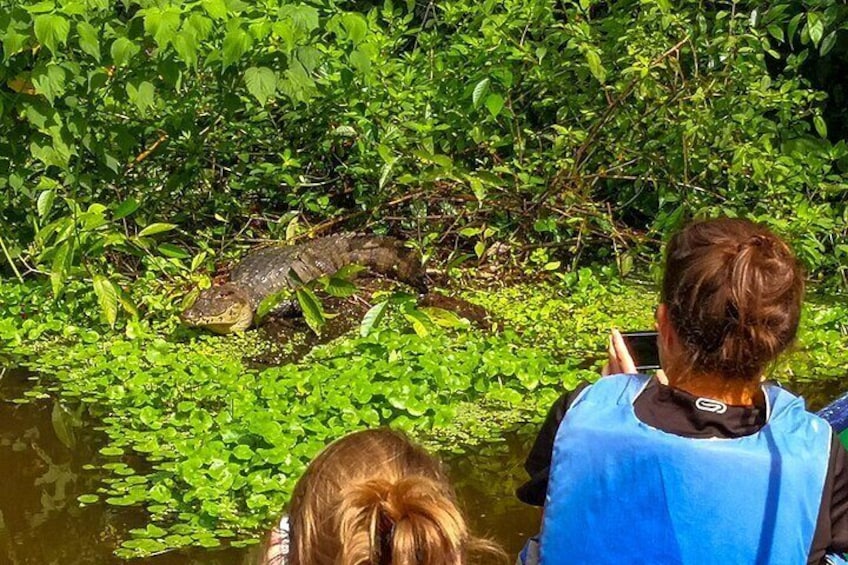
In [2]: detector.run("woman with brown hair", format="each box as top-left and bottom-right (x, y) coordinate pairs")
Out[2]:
(518, 218), (848, 564)
(262, 428), (504, 565)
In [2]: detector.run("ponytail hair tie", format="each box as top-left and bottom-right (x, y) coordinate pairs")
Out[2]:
(378, 510), (394, 565)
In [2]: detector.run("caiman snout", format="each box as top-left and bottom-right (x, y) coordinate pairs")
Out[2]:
(180, 284), (254, 334)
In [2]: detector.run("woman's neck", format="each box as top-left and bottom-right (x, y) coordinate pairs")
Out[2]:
(666, 370), (763, 406)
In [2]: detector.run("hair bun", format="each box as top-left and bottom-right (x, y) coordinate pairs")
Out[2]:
(662, 218), (804, 381)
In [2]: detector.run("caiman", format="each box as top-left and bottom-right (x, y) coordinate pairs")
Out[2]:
(180, 234), (426, 334)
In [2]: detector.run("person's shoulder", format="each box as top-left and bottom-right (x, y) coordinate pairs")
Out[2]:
(265, 515), (290, 564)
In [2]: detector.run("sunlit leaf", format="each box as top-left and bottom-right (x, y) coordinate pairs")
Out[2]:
(472, 78), (489, 108)
(484, 93), (504, 118)
(33, 14), (69, 55)
(360, 300), (388, 336)
(222, 28), (253, 68)
(37, 189), (55, 219)
(92, 274), (119, 327)
(76, 21), (101, 61)
(138, 223), (177, 237)
(244, 67), (277, 105)
(296, 287), (325, 335)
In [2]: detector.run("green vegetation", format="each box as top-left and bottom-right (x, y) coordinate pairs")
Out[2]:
(2, 0), (848, 320)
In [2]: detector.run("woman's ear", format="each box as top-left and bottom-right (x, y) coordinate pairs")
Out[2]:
(655, 303), (678, 363)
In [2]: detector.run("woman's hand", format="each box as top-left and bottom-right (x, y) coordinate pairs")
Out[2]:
(601, 329), (668, 382)
(601, 329), (638, 376)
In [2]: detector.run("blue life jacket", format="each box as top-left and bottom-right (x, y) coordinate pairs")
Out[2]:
(540, 374), (833, 564)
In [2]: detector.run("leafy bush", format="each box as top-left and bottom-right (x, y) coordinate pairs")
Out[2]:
(1, 0), (847, 290)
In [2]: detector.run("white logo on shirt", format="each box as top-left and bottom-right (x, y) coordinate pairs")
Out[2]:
(695, 397), (728, 414)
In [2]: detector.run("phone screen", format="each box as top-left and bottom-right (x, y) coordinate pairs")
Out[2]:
(621, 331), (660, 371)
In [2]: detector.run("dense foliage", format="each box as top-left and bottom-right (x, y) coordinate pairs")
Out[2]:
(1, 0), (848, 306)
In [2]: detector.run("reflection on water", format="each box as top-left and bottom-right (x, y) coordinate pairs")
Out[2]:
(0, 367), (125, 564)
(1, 364), (843, 563)
(0, 367), (251, 565)
(445, 433), (542, 556)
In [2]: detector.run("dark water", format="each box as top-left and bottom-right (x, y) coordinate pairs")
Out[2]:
(0, 366), (538, 564)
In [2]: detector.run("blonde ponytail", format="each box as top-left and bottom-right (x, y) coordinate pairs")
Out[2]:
(278, 429), (506, 565)
(337, 476), (467, 565)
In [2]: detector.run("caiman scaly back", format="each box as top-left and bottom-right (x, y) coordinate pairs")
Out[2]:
(180, 234), (426, 334)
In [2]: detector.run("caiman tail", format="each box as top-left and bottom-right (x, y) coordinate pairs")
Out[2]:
(180, 234), (426, 334)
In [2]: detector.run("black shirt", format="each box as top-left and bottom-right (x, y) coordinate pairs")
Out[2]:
(517, 379), (848, 564)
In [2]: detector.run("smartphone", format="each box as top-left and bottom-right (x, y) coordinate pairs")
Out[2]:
(620, 331), (661, 371)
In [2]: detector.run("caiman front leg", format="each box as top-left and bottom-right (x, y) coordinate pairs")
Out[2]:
(265, 299), (303, 319)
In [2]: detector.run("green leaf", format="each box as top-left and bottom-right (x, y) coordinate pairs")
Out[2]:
(289, 5), (320, 31)
(92, 274), (119, 328)
(334, 263), (367, 279)
(585, 50), (606, 83)
(138, 223), (177, 237)
(32, 64), (66, 105)
(50, 241), (70, 297)
(322, 275), (357, 297)
(33, 14), (70, 55)
(256, 288), (294, 320)
(820, 32), (837, 56)
(403, 310), (430, 337)
(472, 78), (489, 108)
(341, 13), (368, 44)
(173, 31), (198, 67)
(202, 0), (228, 19)
(3, 29), (30, 61)
(143, 6), (181, 49)
(77, 21), (101, 61)
(787, 13), (803, 44)
(116, 285), (139, 319)
(485, 93), (504, 118)
(349, 48), (371, 74)
(111, 37), (140, 67)
(360, 300), (388, 336)
(232, 445), (253, 460)
(222, 28), (252, 68)
(767, 24), (784, 43)
(814, 115), (828, 138)
(126, 81), (155, 116)
(113, 198), (139, 220)
(37, 189), (55, 219)
(78, 494), (100, 504)
(807, 12), (824, 46)
(25, 1), (55, 13)
(418, 307), (467, 328)
(244, 67), (277, 105)
(158, 243), (190, 259)
(296, 287), (325, 335)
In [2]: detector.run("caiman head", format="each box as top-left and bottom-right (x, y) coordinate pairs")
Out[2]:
(387, 245), (429, 294)
(180, 283), (254, 334)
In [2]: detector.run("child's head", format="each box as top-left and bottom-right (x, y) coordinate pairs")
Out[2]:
(274, 428), (502, 565)
(660, 217), (804, 381)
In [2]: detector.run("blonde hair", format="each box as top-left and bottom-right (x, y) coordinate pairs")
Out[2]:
(264, 428), (504, 565)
